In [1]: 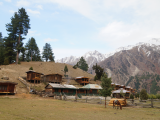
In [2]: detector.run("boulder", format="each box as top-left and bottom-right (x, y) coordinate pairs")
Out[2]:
(3, 77), (9, 80)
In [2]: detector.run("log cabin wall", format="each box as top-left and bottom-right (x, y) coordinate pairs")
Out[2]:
(0, 83), (16, 93)
(43, 74), (62, 83)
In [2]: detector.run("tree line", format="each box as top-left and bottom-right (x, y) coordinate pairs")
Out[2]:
(0, 8), (54, 65)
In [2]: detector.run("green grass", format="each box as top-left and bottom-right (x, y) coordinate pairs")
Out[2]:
(0, 97), (160, 120)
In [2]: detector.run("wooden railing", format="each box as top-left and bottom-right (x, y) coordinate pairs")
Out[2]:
(18, 77), (31, 91)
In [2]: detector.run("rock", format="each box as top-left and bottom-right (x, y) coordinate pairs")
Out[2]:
(3, 77), (9, 80)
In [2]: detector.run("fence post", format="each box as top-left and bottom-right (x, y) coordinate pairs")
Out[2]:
(100, 97), (102, 104)
(151, 98), (153, 108)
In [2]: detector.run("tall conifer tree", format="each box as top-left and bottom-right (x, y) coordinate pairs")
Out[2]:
(6, 8), (30, 64)
(42, 43), (54, 62)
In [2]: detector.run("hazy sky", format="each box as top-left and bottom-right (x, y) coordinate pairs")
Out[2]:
(1, 0), (160, 60)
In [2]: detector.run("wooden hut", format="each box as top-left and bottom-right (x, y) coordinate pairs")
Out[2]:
(43, 73), (62, 84)
(45, 83), (77, 95)
(26, 70), (44, 84)
(119, 85), (125, 89)
(78, 84), (102, 95)
(125, 86), (131, 92)
(112, 88), (130, 99)
(114, 83), (120, 90)
(0, 81), (18, 94)
(75, 76), (89, 85)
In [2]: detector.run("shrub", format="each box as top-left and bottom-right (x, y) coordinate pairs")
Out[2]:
(3, 58), (9, 65)
(29, 67), (33, 70)
(156, 94), (160, 99)
(130, 94), (134, 99)
(148, 94), (157, 99)
(135, 93), (139, 98)
(18, 61), (21, 64)
(140, 89), (148, 100)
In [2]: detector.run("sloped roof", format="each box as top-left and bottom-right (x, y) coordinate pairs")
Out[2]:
(75, 76), (89, 79)
(81, 84), (102, 89)
(125, 86), (131, 88)
(46, 83), (77, 89)
(112, 88), (130, 94)
(0, 81), (18, 85)
(43, 73), (63, 76)
(26, 70), (44, 75)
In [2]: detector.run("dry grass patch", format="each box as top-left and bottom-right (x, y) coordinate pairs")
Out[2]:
(0, 97), (160, 120)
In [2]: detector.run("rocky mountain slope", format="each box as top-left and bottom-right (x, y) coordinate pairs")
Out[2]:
(57, 38), (160, 92)
(99, 38), (160, 91)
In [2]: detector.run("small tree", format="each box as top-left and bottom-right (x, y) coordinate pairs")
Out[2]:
(130, 94), (134, 99)
(92, 63), (104, 80)
(29, 67), (33, 70)
(94, 75), (98, 81)
(76, 57), (88, 71)
(135, 93), (139, 98)
(99, 73), (112, 108)
(140, 89), (148, 100)
(64, 65), (68, 76)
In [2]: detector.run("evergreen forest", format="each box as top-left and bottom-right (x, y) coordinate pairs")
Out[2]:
(0, 8), (54, 65)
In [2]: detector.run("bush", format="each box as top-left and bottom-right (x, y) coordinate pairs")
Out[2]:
(148, 94), (157, 99)
(3, 58), (9, 65)
(18, 61), (21, 64)
(156, 94), (160, 99)
(140, 89), (148, 100)
(73, 65), (77, 69)
(130, 94), (134, 99)
(135, 93), (139, 98)
(29, 67), (33, 70)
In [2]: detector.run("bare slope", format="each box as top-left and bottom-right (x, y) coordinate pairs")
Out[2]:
(0, 62), (94, 93)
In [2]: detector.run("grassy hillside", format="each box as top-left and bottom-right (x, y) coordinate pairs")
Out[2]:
(0, 62), (94, 93)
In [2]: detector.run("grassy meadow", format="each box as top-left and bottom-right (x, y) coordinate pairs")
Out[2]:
(0, 95), (160, 120)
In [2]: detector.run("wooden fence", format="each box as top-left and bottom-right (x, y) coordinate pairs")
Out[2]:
(127, 99), (160, 108)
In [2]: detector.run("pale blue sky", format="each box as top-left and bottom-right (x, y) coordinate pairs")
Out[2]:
(1, 0), (160, 60)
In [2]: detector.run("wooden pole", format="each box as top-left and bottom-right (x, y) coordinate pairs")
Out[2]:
(105, 97), (106, 108)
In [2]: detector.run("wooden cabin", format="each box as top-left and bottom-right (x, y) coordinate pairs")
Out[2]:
(78, 84), (102, 95)
(0, 81), (18, 94)
(75, 76), (89, 85)
(112, 88), (130, 99)
(45, 83), (77, 95)
(125, 86), (131, 92)
(115, 83), (120, 90)
(119, 85), (125, 89)
(43, 74), (62, 84)
(26, 70), (44, 84)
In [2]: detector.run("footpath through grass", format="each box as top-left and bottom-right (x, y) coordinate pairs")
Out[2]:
(0, 97), (160, 120)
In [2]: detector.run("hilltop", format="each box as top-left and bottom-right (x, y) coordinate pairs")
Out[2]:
(0, 62), (94, 93)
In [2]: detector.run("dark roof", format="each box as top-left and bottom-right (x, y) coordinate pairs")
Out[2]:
(26, 70), (44, 75)
(0, 81), (18, 85)
(43, 73), (63, 76)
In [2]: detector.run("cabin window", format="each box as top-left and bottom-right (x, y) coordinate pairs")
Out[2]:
(55, 89), (58, 92)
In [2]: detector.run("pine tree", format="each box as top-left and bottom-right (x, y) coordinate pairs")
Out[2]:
(25, 37), (41, 61)
(99, 73), (112, 108)
(42, 43), (54, 62)
(76, 57), (88, 71)
(0, 33), (5, 65)
(3, 36), (16, 64)
(64, 65), (68, 75)
(92, 63), (104, 80)
(6, 8), (30, 64)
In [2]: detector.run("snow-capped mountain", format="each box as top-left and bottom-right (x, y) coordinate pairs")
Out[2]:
(56, 50), (106, 68)
(57, 38), (160, 70)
